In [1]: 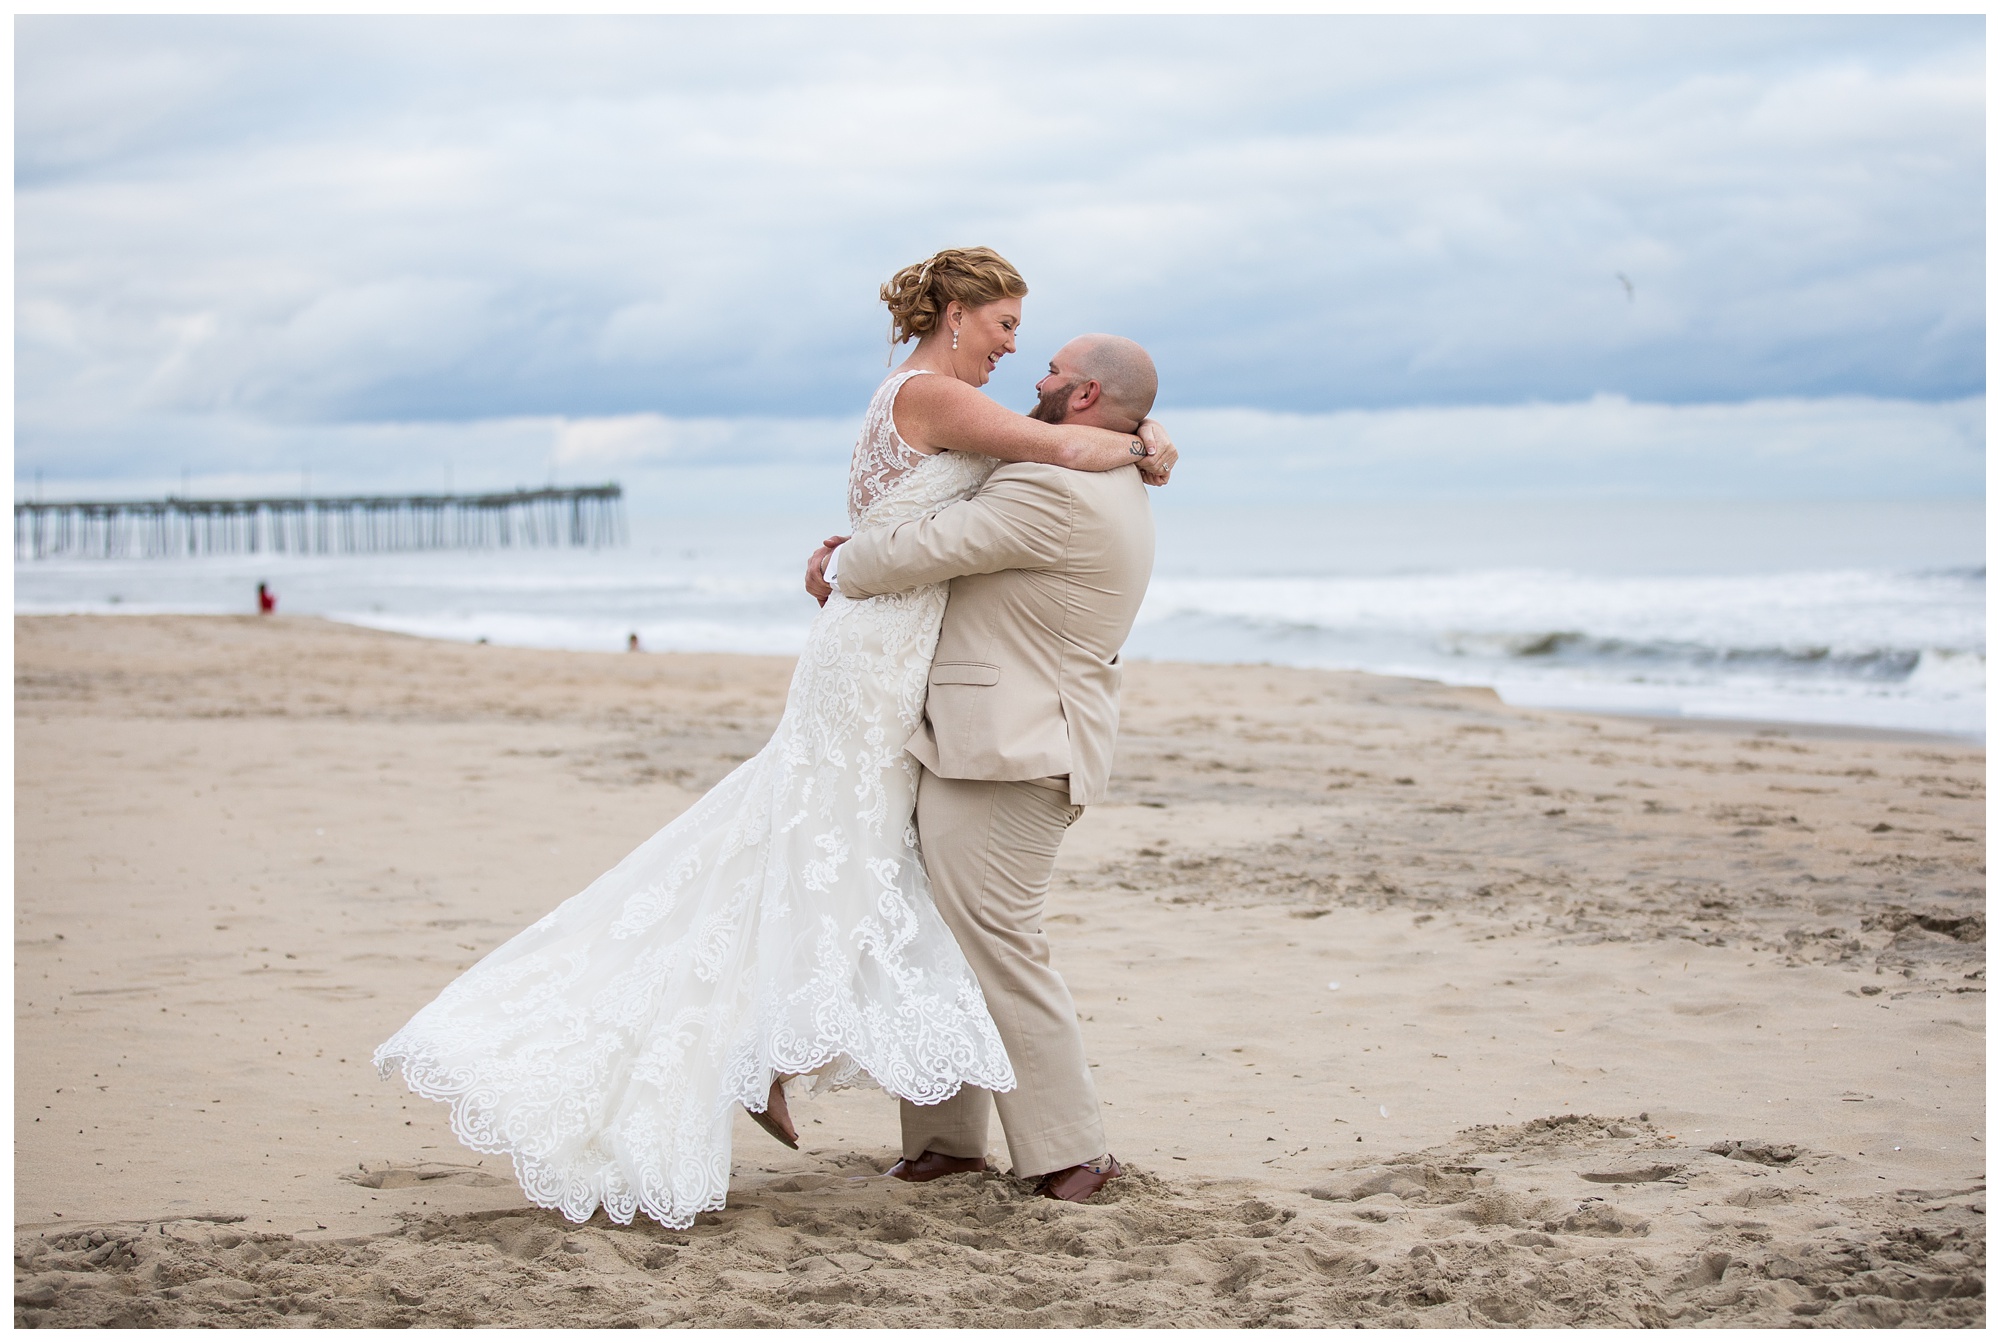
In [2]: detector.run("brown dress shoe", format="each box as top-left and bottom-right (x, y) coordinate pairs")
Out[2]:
(1036, 1156), (1123, 1203)
(885, 1151), (992, 1182)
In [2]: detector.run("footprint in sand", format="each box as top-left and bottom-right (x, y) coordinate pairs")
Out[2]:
(1578, 1163), (1682, 1184)
(342, 1164), (509, 1190)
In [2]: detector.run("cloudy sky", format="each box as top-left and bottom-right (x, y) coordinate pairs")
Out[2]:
(15, 15), (1985, 512)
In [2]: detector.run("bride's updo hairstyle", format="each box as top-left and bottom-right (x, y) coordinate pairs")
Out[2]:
(881, 247), (1028, 345)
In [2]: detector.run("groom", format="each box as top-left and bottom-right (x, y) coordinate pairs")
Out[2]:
(806, 334), (1161, 1203)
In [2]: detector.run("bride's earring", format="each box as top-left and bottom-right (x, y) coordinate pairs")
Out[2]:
(951, 326), (959, 351)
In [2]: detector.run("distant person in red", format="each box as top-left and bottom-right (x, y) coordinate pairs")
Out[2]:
(257, 582), (276, 615)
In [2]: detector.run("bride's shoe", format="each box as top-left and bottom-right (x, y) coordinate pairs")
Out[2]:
(747, 1076), (799, 1149)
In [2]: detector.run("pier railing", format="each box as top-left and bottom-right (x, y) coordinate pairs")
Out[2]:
(15, 484), (625, 561)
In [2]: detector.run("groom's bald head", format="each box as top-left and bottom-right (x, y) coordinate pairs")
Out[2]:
(1030, 335), (1159, 432)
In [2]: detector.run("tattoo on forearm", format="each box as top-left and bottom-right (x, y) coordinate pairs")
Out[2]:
(1129, 440), (1145, 456)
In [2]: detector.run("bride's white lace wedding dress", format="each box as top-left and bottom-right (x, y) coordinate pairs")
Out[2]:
(374, 368), (1012, 1229)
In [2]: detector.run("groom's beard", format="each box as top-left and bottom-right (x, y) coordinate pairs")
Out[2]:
(1028, 379), (1082, 424)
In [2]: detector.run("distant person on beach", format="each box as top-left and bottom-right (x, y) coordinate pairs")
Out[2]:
(256, 583), (275, 615)
(627, 632), (641, 652)
(375, 247), (1178, 1230)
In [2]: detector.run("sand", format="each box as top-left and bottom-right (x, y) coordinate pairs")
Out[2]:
(14, 614), (1985, 1327)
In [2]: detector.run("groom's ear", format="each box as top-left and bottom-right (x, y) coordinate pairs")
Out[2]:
(1072, 379), (1103, 412)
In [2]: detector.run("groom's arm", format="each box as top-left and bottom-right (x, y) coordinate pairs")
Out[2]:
(835, 463), (1075, 599)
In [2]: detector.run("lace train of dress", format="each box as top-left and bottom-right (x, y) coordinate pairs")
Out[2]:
(374, 370), (1012, 1229)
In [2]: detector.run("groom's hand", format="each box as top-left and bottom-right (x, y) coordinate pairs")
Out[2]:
(805, 535), (849, 607)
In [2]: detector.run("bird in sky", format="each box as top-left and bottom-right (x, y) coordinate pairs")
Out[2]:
(1615, 272), (1635, 303)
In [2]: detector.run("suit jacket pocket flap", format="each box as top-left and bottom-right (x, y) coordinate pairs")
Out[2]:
(931, 662), (1001, 686)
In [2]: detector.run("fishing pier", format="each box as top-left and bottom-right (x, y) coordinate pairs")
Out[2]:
(14, 484), (625, 561)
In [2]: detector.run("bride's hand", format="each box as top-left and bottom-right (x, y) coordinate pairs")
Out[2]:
(1135, 419), (1176, 486)
(805, 535), (848, 607)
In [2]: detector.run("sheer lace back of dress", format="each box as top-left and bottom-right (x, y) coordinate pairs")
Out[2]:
(847, 367), (937, 526)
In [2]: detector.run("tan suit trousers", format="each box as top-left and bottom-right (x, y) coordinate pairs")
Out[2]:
(899, 768), (1104, 1179)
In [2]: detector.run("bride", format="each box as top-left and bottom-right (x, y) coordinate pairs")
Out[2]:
(374, 247), (1177, 1230)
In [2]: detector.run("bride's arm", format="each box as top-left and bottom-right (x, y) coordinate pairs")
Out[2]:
(895, 376), (1176, 481)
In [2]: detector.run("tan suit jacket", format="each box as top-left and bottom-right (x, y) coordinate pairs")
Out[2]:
(835, 461), (1155, 805)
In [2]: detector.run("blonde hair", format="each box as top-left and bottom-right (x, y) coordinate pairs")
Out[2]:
(880, 247), (1028, 346)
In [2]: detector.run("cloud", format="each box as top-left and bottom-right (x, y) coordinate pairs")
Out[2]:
(13, 16), (1984, 505)
(551, 414), (853, 468)
(1162, 394), (1986, 502)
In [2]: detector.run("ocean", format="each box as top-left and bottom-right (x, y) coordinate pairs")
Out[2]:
(14, 499), (1984, 740)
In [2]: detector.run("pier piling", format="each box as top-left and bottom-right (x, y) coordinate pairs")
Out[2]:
(14, 484), (625, 561)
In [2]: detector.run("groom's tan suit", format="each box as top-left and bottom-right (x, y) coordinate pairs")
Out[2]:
(836, 459), (1154, 1177)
